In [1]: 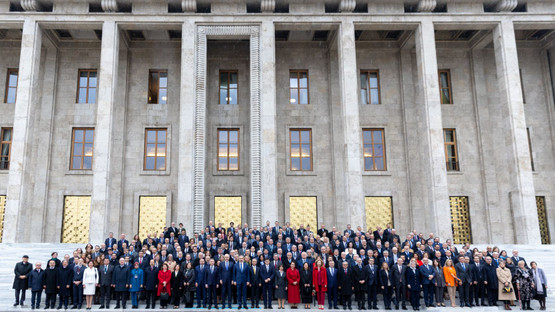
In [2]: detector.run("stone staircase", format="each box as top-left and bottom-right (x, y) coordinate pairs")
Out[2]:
(0, 243), (554, 311)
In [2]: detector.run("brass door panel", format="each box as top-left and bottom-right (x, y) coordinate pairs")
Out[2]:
(536, 196), (550, 244)
(215, 196), (242, 228)
(450, 196), (472, 244)
(365, 197), (393, 232)
(62, 196), (91, 244)
(0, 195), (5, 243)
(139, 196), (167, 240)
(289, 197), (317, 229)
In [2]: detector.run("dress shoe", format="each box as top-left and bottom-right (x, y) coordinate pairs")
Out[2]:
(99, 306), (104, 309)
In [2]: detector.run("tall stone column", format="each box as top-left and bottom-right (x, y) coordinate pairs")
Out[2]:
(413, 20), (451, 239)
(259, 21), (278, 224)
(3, 19), (42, 243)
(177, 20), (196, 232)
(90, 21), (120, 244)
(492, 19), (541, 244)
(337, 21), (365, 229)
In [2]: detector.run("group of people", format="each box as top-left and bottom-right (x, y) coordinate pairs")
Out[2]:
(12, 221), (550, 311)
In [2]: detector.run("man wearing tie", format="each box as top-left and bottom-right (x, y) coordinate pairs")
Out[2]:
(391, 258), (407, 310)
(219, 255), (233, 309)
(419, 258), (436, 308)
(205, 259), (219, 309)
(455, 256), (472, 307)
(406, 260), (422, 311)
(470, 255), (485, 306)
(353, 257), (368, 310)
(260, 258), (275, 309)
(105, 232), (117, 251)
(249, 258), (262, 308)
(143, 259), (159, 309)
(365, 257), (379, 310)
(338, 261), (354, 310)
(233, 256), (251, 309)
(195, 259), (207, 308)
(326, 261), (339, 309)
(71, 258), (85, 309)
(98, 259), (114, 309)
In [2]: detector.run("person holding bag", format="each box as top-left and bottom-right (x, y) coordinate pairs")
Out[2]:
(82, 261), (99, 310)
(496, 260), (516, 310)
(158, 263), (172, 309)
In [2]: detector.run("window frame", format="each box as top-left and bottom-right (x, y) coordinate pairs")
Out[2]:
(443, 128), (459, 171)
(219, 70), (239, 105)
(362, 128), (387, 171)
(438, 69), (453, 105)
(148, 69), (169, 104)
(70, 127), (95, 170)
(360, 70), (381, 105)
(4, 68), (18, 104)
(76, 69), (98, 104)
(289, 128), (313, 172)
(217, 128), (240, 171)
(0, 127), (12, 170)
(289, 69), (310, 105)
(143, 128), (168, 171)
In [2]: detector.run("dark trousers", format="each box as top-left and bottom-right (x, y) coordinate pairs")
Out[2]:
(45, 293), (56, 308)
(355, 289), (366, 307)
(394, 284), (407, 307)
(382, 286), (393, 309)
(262, 283), (273, 307)
(14, 288), (26, 305)
(196, 285), (206, 307)
(72, 284), (83, 307)
(410, 290), (420, 308)
(487, 287), (498, 306)
(422, 283), (434, 306)
(341, 294), (352, 308)
(57, 295), (69, 309)
(458, 282), (470, 306)
(31, 290), (42, 308)
(207, 285), (218, 307)
(99, 285), (111, 307)
(471, 282), (485, 305)
(367, 284), (378, 308)
(115, 291), (127, 308)
(250, 285), (261, 305)
(171, 288), (182, 306)
(237, 283), (247, 307)
(221, 282), (232, 307)
(434, 286), (444, 304)
(328, 286), (338, 308)
(145, 289), (156, 308)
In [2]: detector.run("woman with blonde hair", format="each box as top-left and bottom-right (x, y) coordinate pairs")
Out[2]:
(443, 259), (458, 307)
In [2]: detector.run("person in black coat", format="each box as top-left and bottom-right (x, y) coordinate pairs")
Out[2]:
(112, 258), (130, 309)
(353, 257), (368, 310)
(13, 255), (33, 307)
(481, 256), (499, 306)
(470, 255), (486, 306)
(455, 256), (473, 307)
(43, 260), (58, 309)
(391, 258), (407, 310)
(183, 262), (196, 308)
(170, 264), (183, 308)
(204, 258), (220, 309)
(406, 260), (422, 311)
(338, 260), (355, 310)
(98, 258), (114, 309)
(28, 262), (44, 310)
(143, 259), (159, 309)
(379, 262), (394, 310)
(365, 258), (379, 310)
(300, 262), (313, 309)
(260, 258), (275, 309)
(56, 260), (73, 310)
(249, 258), (262, 308)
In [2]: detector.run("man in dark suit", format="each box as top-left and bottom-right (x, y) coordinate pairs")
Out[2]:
(419, 258), (435, 308)
(117, 234), (129, 253)
(205, 258), (220, 309)
(338, 260), (354, 310)
(250, 258), (262, 308)
(327, 261), (339, 309)
(28, 262), (44, 310)
(56, 260), (73, 310)
(71, 258), (85, 309)
(365, 258), (379, 310)
(353, 257), (367, 310)
(391, 258), (407, 310)
(43, 260), (58, 309)
(470, 255), (485, 306)
(195, 259), (207, 308)
(13, 255), (33, 307)
(317, 224), (329, 239)
(112, 258), (130, 309)
(219, 254), (234, 309)
(105, 232), (117, 250)
(98, 258), (114, 309)
(233, 255), (251, 309)
(143, 259), (159, 309)
(510, 250), (527, 268)
(406, 261), (422, 311)
(482, 256), (498, 306)
(380, 251), (394, 268)
(455, 256), (472, 307)
(260, 258), (275, 309)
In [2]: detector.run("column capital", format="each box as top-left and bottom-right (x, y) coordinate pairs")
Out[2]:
(260, 0), (275, 12)
(101, 0), (119, 12)
(182, 0), (196, 12)
(417, 0), (437, 12)
(20, 0), (40, 11)
(494, 0), (518, 12)
(338, 0), (356, 12)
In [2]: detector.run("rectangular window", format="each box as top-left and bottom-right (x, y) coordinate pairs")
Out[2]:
(290, 129), (312, 171)
(438, 69), (453, 104)
(70, 128), (94, 170)
(219, 70), (238, 105)
(4, 68), (18, 104)
(77, 69), (97, 104)
(363, 129), (386, 171)
(360, 70), (380, 105)
(289, 70), (309, 104)
(444, 128), (459, 171)
(218, 129), (239, 171)
(0, 127), (12, 170)
(527, 128), (534, 171)
(144, 128), (167, 171)
(148, 70), (168, 104)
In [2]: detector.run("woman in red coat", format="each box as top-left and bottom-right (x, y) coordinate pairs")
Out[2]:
(157, 263), (172, 308)
(313, 258), (328, 310)
(286, 262), (301, 308)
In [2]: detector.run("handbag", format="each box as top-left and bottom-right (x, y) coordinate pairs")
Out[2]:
(160, 291), (169, 302)
(503, 286), (513, 293)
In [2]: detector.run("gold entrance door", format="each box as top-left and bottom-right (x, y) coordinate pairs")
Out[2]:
(536, 196), (550, 244)
(365, 197), (393, 232)
(62, 196), (91, 243)
(215, 197), (242, 228)
(0, 195), (5, 243)
(139, 196), (167, 240)
(449, 196), (472, 244)
(289, 197), (317, 229)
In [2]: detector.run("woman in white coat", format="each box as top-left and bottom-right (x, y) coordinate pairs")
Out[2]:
(82, 261), (99, 310)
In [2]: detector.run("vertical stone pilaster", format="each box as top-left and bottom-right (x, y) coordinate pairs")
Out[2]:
(493, 19), (541, 244)
(90, 21), (120, 244)
(414, 20), (451, 239)
(3, 19), (42, 243)
(337, 21), (365, 229)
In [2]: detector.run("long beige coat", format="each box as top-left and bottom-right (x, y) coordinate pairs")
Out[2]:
(497, 267), (517, 300)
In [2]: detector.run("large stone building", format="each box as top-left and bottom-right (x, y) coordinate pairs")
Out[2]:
(0, 0), (553, 245)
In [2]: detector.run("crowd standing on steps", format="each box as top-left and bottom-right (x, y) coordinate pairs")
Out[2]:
(13, 221), (550, 311)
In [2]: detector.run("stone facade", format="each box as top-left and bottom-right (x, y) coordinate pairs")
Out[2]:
(0, 0), (554, 244)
